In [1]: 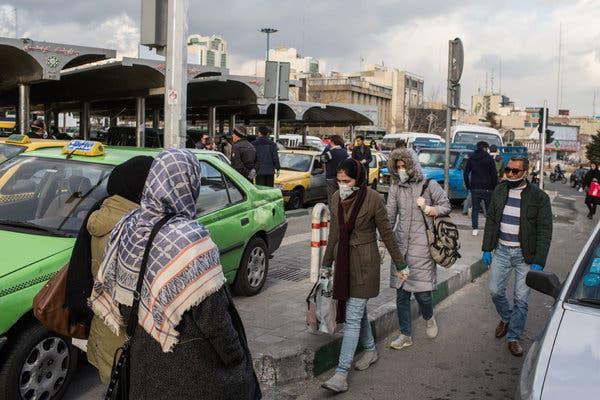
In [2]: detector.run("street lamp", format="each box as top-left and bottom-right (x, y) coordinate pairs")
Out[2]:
(260, 28), (278, 61)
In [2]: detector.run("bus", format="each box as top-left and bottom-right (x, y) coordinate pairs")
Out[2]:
(353, 126), (387, 146)
(452, 124), (503, 147)
(380, 132), (444, 152)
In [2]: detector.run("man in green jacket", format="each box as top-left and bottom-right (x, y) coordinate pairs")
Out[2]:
(481, 156), (552, 357)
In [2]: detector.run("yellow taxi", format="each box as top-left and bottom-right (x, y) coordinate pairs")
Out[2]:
(0, 134), (70, 164)
(367, 151), (387, 190)
(275, 148), (326, 209)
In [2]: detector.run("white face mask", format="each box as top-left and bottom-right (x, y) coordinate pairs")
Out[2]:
(398, 169), (409, 183)
(339, 183), (358, 200)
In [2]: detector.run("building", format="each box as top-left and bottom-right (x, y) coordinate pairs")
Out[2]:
(268, 47), (320, 79)
(471, 92), (515, 117)
(187, 34), (228, 68)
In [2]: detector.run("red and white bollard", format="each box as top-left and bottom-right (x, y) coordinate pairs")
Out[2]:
(310, 203), (330, 283)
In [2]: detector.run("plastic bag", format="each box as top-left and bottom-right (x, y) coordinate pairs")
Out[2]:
(306, 275), (337, 334)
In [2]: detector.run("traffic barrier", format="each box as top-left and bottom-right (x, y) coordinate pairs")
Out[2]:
(310, 203), (330, 283)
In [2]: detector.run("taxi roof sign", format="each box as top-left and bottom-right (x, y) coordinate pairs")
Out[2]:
(6, 134), (31, 145)
(62, 140), (105, 157)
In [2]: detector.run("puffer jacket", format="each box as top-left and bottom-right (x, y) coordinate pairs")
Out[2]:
(86, 195), (139, 384)
(386, 149), (451, 292)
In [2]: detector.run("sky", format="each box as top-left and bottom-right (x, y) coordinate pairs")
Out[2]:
(1, 0), (599, 116)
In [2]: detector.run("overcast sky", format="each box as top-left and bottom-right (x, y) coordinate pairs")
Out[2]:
(1, 0), (599, 116)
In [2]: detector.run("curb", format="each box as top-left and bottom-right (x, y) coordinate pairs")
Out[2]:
(253, 259), (488, 386)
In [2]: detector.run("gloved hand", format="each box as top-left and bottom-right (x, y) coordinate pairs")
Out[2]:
(378, 240), (386, 265)
(531, 264), (544, 271)
(320, 265), (332, 277)
(416, 196), (427, 210)
(395, 265), (410, 282)
(482, 251), (493, 266)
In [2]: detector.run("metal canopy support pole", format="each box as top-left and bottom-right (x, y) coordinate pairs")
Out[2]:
(540, 101), (548, 190)
(136, 96), (146, 147)
(218, 119), (225, 135)
(229, 114), (236, 134)
(443, 40), (453, 193)
(208, 106), (216, 138)
(163, 0), (188, 148)
(152, 108), (160, 129)
(53, 110), (59, 132)
(80, 102), (90, 140)
(273, 61), (280, 141)
(43, 105), (51, 131)
(18, 84), (30, 135)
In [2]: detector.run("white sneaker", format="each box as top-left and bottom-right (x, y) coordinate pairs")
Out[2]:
(354, 349), (378, 371)
(390, 334), (413, 350)
(425, 316), (438, 338)
(321, 372), (348, 393)
(472, 229), (479, 236)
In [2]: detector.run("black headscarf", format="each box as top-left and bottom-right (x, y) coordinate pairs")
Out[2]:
(65, 156), (154, 324)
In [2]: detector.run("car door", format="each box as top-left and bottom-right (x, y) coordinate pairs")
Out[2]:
(308, 155), (326, 201)
(450, 153), (469, 199)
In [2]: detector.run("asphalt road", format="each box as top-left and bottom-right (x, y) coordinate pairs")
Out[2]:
(264, 181), (595, 400)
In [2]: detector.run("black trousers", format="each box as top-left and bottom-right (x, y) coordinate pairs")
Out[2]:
(256, 174), (275, 187)
(586, 195), (599, 215)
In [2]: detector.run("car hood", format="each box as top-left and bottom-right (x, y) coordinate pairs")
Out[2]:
(276, 170), (308, 183)
(542, 306), (600, 399)
(0, 229), (74, 279)
(421, 167), (445, 182)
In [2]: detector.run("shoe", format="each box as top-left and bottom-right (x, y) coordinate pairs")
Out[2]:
(508, 340), (524, 357)
(354, 349), (378, 371)
(472, 229), (479, 236)
(321, 372), (348, 393)
(390, 334), (413, 350)
(588, 213), (593, 220)
(495, 321), (509, 338)
(425, 316), (438, 338)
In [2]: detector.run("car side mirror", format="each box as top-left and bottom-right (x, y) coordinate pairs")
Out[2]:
(312, 168), (324, 175)
(526, 271), (561, 299)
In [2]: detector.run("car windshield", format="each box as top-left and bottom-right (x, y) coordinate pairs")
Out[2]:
(454, 131), (502, 147)
(570, 235), (600, 306)
(381, 138), (398, 151)
(0, 156), (113, 237)
(0, 143), (25, 163)
(279, 153), (313, 172)
(418, 150), (458, 168)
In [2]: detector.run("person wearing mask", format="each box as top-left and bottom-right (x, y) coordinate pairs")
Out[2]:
(489, 145), (504, 179)
(351, 135), (373, 176)
(463, 141), (498, 236)
(64, 156), (154, 384)
(386, 148), (451, 350)
(320, 158), (406, 394)
(252, 126), (281, 187)
(584, 162), (600, 219)
(231, 126), (257, 181)
(322, 135), (349, 205)
(90, 149), (261, 399)
(481, 157), (552, 357)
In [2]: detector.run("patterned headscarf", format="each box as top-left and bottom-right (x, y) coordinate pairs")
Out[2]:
(90, 148), (226, 352)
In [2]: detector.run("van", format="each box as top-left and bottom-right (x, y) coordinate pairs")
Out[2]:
(452, 124), (503, 147)
(380, 132), (444, 152)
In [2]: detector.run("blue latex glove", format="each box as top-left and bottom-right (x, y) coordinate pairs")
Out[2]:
(531, 264), (544, 271)
(482, 251), (492, 266)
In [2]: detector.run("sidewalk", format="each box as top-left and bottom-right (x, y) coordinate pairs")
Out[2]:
(235, 209), (488, 387)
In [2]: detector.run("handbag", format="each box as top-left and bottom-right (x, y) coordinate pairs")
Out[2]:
(33, 263), (90, 339)
(306, 274), (337, 334)
(588, 181), (600, 198)
(105, 214), (173, 400)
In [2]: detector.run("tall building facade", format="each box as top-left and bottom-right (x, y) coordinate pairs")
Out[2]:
(471, 92), (515, 117)
(187, 34), (228, 68)
(268, 47), (320, 79)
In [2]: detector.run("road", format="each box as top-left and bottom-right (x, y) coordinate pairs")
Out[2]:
(263, 181), (595, 400)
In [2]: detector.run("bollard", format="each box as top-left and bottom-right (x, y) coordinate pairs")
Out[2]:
(310, 203), (330, 283)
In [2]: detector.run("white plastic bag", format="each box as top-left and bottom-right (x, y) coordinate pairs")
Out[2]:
(315, 275), (337, 334)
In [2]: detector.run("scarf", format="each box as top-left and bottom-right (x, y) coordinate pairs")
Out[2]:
(332, 160), (368, 323)
(90, 148), (226, 352)
(64, 156), (154, 325)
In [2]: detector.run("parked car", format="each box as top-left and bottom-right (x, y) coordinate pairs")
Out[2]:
(0, 141), (287, 400)
(275, 149), (326, 209)
(517, 223), (600, 399)
(0, 134), (70, 164)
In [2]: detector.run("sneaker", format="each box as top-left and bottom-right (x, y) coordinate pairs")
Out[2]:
(472, 229), (479, 236)
(321, 372), (348, 393)
(425, 316), (438, 338)
(390, 334), (413, 350)
(354, 349), (378, 371)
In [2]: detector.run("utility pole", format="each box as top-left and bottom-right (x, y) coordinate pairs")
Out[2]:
(273, 61), (280, 140)
(444, 38), (463, 193)
(556, 23), (563, 114)
(14, 7), (18, 38)
(260, 28), (278, 61)
(540, 101), (548, 190)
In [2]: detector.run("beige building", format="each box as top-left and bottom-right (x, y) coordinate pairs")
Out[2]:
(471, 92), (515, 117)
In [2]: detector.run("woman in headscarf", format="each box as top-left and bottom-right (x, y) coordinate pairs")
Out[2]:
(584, 162), (600, 219)
(64, 155), (154, 384)
(90, 148), (260, 400)
(320, 158), (406, 394)
(386, 148), (451, 350)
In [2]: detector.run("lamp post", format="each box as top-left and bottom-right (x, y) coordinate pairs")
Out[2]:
(260, 28), (278, 61)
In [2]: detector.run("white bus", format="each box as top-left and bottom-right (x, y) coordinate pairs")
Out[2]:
(452, 124), (503, 147)
(380, 132), (444, 152)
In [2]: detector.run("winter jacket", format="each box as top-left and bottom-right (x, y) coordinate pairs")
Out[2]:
(322, 188), (405, 299)
(482, 181), (553, 266)
(231, 139), (257, 180)
(252, 136), (280, 176)
(351, 145), (373, 175)
(464, 149), (498, 190)
(584, 169), (600, 188)
(322, 146), (348, 179)
(386, 149), (451, 292)
(86, 195), (138, 384)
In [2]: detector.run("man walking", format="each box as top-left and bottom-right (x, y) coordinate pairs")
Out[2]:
(482, 157), (552, 357)
(351, 135), (373, 176)
(322, 135), (348, 205)
(252, 126), (280, 187)
(464, 141), (498, 236)
(231, 126), (257, 182)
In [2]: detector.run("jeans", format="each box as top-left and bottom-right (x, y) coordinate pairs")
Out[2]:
(463, 192), (472, 214)
(336, 298), (376, 374)
(396, 288), (433, 336)
(489, 244), (531, 341)
(471, 189), (492, 229)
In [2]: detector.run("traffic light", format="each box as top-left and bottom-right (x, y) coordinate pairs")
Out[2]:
(545, 129), (554, 144)
(537, 107), (548, 133)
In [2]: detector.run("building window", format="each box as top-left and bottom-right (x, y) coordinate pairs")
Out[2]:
(189, 37), (199, 44)
(211, 39), (221, 51)
(309, 62), (319, 74)
(220, 54), (227, 68)
(206, 50), (215, 66)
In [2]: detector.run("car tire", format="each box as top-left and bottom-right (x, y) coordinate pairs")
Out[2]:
(0, 319), (78, 400)
(561, 176), (567, 184)
(233, 237), (269, 296)
(288, 188), (304, 210)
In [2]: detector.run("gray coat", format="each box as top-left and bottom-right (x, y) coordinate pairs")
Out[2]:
(386, 149), (451, 292)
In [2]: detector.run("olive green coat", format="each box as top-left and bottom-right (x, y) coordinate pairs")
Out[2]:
(322, 188), (405, 299)
(86, 195), (138, 384)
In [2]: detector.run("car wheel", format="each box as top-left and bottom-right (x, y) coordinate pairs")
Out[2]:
(288, 188), (304, 210)
(0, 320), (78, 400)
(561, 176), (567, 184)
(233, 237), (269, 296)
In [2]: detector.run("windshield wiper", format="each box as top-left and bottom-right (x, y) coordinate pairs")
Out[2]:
(575, 297), (600, 306)
(0, 220), (74, 237)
